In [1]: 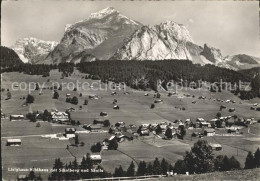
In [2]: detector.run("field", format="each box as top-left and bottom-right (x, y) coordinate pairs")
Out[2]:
(1, 70), (260, 180)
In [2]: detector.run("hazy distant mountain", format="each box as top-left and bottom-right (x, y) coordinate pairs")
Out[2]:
(11, 37), (58, 63)
(45, 7), (142, 64)
(1, 46), (23, 68)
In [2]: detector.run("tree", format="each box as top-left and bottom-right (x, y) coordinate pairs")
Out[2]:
(245, 151), (256, 169)
(146, 163), (153, 175)
(165, 128), (173, 139)
(103, 120), (110, 127)
(183, 140), (214, 174)
(108, 139), (118, 150)
(174, 160), (187, 174)
(84, 99), (88, 105)
(26, 94), (35, 103)
(161, 158), (169, 175)
(155, 125), (162, 134)
(126, 161), (135, 176)
(178, 127), (186, 139)
(150, 104), (155, 109)
(35, 83), (40, 90)
(216, 120), (222, 128)
(71, 96), (78, 105)
(28, 169), (36, 180)
(153, 157), (163, 175)
(229, 156), (240, 170)
(6, 91), (11, 99)
(75, 134), (79, 145)
(53, 91), (59, 99)
(79, 93), (82, 97)
(91, 142), (102, 152)
(254, 148), (260, 167)
(137, 161), (147, 176)
(114, 165), (125, 177)
(216, 112), (221, 118)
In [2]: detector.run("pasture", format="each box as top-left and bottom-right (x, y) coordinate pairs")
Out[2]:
(1, 70), (260, 180)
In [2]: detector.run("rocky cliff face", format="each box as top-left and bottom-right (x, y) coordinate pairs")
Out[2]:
(13, 7), (260, 70)
(11, 37), (58, 63)
(46, 7), (142, 63)
(111, 21), (193, 60)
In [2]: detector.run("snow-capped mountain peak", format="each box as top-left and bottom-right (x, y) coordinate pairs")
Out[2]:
(88, 7), (118, 20)
(11, 37), (58, 63)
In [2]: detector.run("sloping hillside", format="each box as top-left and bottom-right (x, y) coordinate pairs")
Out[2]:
(158, 168), (260, 181)
(1, 46), (23, 68)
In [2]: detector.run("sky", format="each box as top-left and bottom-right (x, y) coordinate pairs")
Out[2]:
(1, 0), (260, 57)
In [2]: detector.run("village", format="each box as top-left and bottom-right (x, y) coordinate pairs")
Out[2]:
(1, 70), (260, 180)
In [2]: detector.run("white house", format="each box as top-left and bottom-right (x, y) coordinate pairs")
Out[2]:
(51, 111), (69, 123)
(10, 115), (24, 121)
(204, 128), (215, 136)
(65, 128), (76, 138)
(6, 139), (22, 146)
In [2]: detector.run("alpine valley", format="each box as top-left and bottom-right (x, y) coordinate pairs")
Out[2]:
(9, 7), (260, 70)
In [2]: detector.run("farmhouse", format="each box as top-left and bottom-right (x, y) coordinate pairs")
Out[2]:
(89, 95), (99, 100)
(51, 111), (69, 123)
(154, 99), (163, 104)
(10, 115), (24, 121)
(66, 107), (75, 112)
(1, 112), (5, 118)
(200, 122), (211, 128)
(118, 132), (134, 141)
(209, 143), (222, 151)
(90, 154), (102, 164)
(17, 175), (27, 181)
(196, 118), (205, 122)
(140, 129), (149, 136)
(113, 105), (120, 109)
(6, 139), (22, 146)
(204, 128), (215, 136)
(229, 108), (236, 112)
(100, 112), (108, 116)
(65, 128), (76, 138)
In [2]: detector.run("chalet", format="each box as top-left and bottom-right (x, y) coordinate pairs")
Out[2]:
(196, 118), (205, 122)
(256, 107), (260, 111)
(10, 115), (24, 121)
(90, 154), (102, 164)
(192, 100), (196, 104)
(66, 94), (71, 98)
(17, 175), (27, 181)
(65, 128), (76, 138)
(220, 105), (226, 109)
(115, 121), (125, 127)
(144, 93), (149, 96)
(227, 126), (241, 133)
(51, 111), (69, 123)
(6, 139), (21, 146)
(229, 108), (235, 112)
(204, 128), (215, 136)
(253, 103), (258, 106)
(200, 122), (211, 128)
(142, 124), (150, 129)
(124, 92), (130, 95)
(1, 112), (6, 118)
(154, 99), (163, 104)
(84, 124), (102, 132)
(89, 95), (99, 100)
(140, 129), (149, 136)
(100, 112), (108, 117)
(113, 105), (120, 109)
(231, 100), (236, 103)
(111, 91), (117, 95)
(66, 107), (75, 112)
(119, 132), (134, 141)
(209, 143), (222, 151)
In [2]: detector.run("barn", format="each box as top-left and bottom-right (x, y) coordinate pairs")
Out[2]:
(6, 139), (22, 146)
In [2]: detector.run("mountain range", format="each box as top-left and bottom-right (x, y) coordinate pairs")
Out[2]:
(10, 7), (260, 70)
